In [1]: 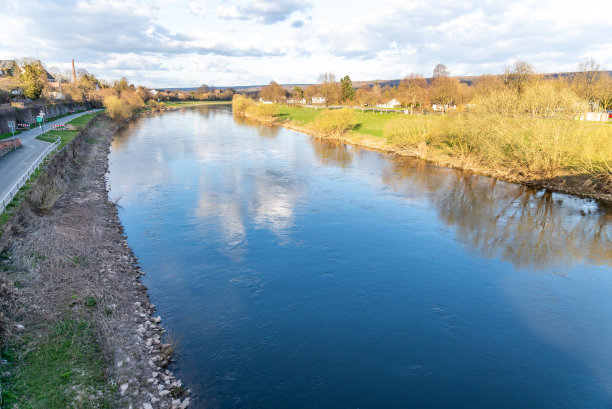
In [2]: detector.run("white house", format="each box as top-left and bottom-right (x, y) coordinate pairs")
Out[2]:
(312, 96), (326, 104)
(432, 104), (456, 112)
(377, 99), (401, 109)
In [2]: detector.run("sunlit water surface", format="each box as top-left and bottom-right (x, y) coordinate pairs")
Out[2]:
(108, 105), (612, 408)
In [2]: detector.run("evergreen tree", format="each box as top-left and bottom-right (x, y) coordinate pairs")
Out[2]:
(20, 61), (47, 99)
(340, 75), (355, 102)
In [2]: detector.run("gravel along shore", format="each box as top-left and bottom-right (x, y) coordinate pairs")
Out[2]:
(0, 115), (190, 408)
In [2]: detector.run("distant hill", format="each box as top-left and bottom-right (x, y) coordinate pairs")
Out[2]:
(159, 71), (612, 92)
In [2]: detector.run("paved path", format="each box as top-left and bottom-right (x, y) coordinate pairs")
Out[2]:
(0, 109), (102, 203)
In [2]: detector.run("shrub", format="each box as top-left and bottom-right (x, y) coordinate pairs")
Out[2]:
(245, 103), (279, 119)
(148, 100), (165, 112)
(436, 82), (610, 177)
(383, 116), (431, 147)
(312, 108), (356, 136)
(121, 90), (145, 111)
(103, 95), (131, 121)
(232, 94), (254, 115)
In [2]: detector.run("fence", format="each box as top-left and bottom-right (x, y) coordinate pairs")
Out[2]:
(0, 138), (61, 213)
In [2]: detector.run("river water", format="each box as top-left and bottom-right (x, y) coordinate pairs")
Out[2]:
(108, 105), (612, 408)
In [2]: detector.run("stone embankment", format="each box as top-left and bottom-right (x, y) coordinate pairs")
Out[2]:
(0, 114), (190, 408)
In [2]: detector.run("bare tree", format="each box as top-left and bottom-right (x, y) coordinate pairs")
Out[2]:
(433, 63), (449, 78)
(317, 72), (341, 105)
(398, 73), (429, 113)
(260, 81), (287, 102)
(572, 57), (607, 107)
(430, 76), (461, 107)
(503, 60), (536, 94)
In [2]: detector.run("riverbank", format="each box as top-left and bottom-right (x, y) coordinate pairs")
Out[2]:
(239, 105), (612, 203)
(162, 100), (232, 108)
(0, 115), (190, 408)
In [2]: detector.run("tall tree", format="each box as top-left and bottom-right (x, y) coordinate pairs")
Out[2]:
(340, 75), (355, 102)
(19, 60), (47, 99)
(355, 85), (371, 109)
(398, 73), (429, 113)
(113, 77), (131, 93)
(292, 86), (304, 99)
(572, 58), (611, 108)
(260, 81), (287, 102)
(430, 76), (461, 107)
(503, 61), (535, 94)
(318, 72), (341, 105)
(433, 63), (449, 78)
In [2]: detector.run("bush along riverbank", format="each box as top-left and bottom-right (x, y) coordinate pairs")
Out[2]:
(0, 114), (190, 408)
(232, 94), (612, 202)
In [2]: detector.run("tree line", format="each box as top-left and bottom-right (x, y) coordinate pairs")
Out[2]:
(257, 59), (612, 112)
(0, 58), (234, 105)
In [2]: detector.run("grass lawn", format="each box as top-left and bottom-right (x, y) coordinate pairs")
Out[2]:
(277, 105), (437, 139)
(277, 106), (318, 124)
(36, 112), (101, 149)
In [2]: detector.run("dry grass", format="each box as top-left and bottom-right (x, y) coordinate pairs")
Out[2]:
(375, 84), (612, 183)
(245, 103), (280, 119)
(311, 108), (357, 136)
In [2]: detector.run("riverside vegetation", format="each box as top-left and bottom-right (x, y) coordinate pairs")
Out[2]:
(232, 76), (612, 200)
(0, 112), (190, 408)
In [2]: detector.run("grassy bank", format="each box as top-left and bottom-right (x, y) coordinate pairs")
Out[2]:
(0, 112), (102, 232)
(234, 95), (612, 199)
(1, 114), (190, 409)
(162, 100), (232, 107)
(1, 311), (114, 408)
(0, 114), (111, 408)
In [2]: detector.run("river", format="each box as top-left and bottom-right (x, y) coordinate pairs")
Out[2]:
(108, 105), (612, 408)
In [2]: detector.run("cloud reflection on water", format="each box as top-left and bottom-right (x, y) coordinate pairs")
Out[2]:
(111, 105), (611, 271)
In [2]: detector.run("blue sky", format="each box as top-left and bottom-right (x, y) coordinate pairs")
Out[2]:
(1, 0), (610, 87)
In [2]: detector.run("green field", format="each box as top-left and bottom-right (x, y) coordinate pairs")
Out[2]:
(277, 106), (438, 138)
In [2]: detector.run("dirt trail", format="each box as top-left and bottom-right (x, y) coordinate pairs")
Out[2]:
(0, 116), (190, 408)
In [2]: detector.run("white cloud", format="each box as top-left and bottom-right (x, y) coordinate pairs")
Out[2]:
(0, 0), (609, 87)
(188, 1), (205, 15)
(216, 0), (312, 24)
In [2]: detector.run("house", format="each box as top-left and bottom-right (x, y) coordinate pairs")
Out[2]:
(432, 104), (456, 112)
(287, 98), (307, 104)
(580, 112), (608, 122)
(312, 96), (326, 104)
(377, 99), (401, 109)
(0, 60), (18, 76)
